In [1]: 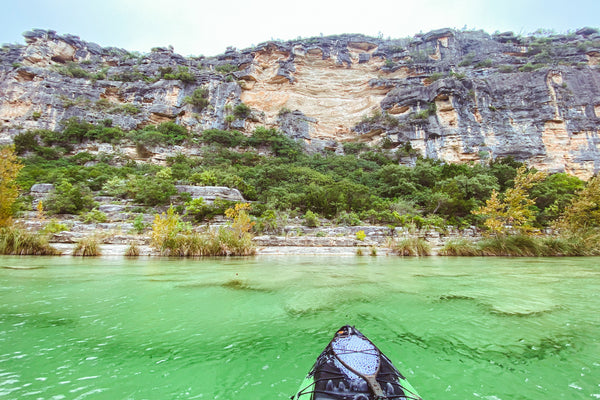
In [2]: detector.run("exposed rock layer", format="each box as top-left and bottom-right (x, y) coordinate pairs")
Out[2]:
(1, 28), (600, 178)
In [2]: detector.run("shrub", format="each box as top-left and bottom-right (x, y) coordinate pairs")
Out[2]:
(130, 122), (189, 146)
(253, 209), (278, 234)
(162, 66), (195, 82)
(215, 63), (238, 74)
(185, 197), (217, 221)
(391, 237), (431, 256)
(45, 181), (96, 215)
(335, 211), (362, 226)
(184, 87), (209, 110)
(0, 226), (60, 255)
(131, 175), (177, 206)
(199, 129), (244, 147)
(519, 63), (536, 72)
(343, 142), (367, 155)
(55, 62), (91, 79)
(40, 219), (68, 235)
(13, 131), (40, 154)
(356, 230), (366, 241)
(132, 214), (147, 234)
(474, 59), (493, 68)
(73, 236), (101, 256)
(458, 53), (475, 67)
(304, 210), (320, 227)
(426, 72), (444, 83)
(233, 103), (251, 119)
(81, 208), (108, 224)
(157, 121), (189, 144)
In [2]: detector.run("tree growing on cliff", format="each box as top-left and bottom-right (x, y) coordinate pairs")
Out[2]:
(472, 166), (546, 235)
(0, 146), (23, 227)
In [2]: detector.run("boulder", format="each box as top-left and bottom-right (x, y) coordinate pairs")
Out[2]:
(175, 186), (245, 203)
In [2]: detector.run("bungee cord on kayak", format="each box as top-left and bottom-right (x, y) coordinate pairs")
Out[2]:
(291, 326), (423, 400)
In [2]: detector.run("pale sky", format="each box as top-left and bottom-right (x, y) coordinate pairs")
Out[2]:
(2, 0), (599, 56)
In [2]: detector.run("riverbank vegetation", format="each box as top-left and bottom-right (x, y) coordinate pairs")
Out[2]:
(3, 120), (600, 256)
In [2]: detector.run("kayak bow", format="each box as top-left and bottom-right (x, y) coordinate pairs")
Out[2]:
(291, 325), (423, 400)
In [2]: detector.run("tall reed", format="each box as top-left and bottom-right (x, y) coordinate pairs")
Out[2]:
(73, 236), (101, 256)
(391, 237), (431, 256)
(0, 226), (60, 255)
(439, 238), (482, 256)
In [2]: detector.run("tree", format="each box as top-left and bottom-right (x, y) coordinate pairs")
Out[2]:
(472, 166), (546, 235)
(556, 175), (600, 233)
(0, 146), (23, 226)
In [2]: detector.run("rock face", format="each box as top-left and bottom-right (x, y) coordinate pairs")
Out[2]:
(2, 28), (600, 178)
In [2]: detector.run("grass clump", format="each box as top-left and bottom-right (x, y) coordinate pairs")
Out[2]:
(476, 234), (598, 257)
(124, 241), (140, 257)
(478, 235), (543, 256)
(73, 236), (101, 256)
(391, 237), (431, 256)
(439, 238), (481, 256)
(0, 226), (60, 255)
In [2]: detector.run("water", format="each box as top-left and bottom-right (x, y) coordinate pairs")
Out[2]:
(0, 256), (599, 399)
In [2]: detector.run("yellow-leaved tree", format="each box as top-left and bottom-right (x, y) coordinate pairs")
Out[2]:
(556, 175), (600, 233)
(0, 145), (23, 227)
(472, 166), (546, 235)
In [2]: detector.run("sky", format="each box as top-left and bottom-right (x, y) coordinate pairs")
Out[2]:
(2, 0), (600, 57)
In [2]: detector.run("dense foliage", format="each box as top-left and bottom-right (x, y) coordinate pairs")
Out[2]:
(12, 121), (591, 233)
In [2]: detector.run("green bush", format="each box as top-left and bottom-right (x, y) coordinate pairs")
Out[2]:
(132, 214), (147, 234)
(304, 210), (320, 227)
(474, 59), (493, 68)
(13, 131), (40, 154)
(215, 64), (238, 74)
(81, 208), (108, 224)
(184, 87), (209, 110)
(233, 103), (251, 119)
(40, 219), (69, 235)
(131, 122), (189, 145)
(199, 129), (244, 147)
(162, 66), (195, 82)
(45, 181), (96, 215)
(55, 62), (91, 79)
(131, 175), (177, 206)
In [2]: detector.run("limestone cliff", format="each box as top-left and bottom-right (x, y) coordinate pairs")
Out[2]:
(1, 28), (600, 178)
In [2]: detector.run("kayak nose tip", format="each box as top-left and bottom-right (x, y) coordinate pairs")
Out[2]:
(336, 325), (355, 336)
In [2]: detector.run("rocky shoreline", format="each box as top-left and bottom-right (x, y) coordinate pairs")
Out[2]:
(21, 221), (482, 257)
(17, 183), (484, 257)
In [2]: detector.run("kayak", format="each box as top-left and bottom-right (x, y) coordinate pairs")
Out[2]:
(291, 325), (423, 400)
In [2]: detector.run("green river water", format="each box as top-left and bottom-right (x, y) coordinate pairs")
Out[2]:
(0, 255), (599, 399)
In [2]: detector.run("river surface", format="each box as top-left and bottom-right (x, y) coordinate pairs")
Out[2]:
(0, 256), (599, 399)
